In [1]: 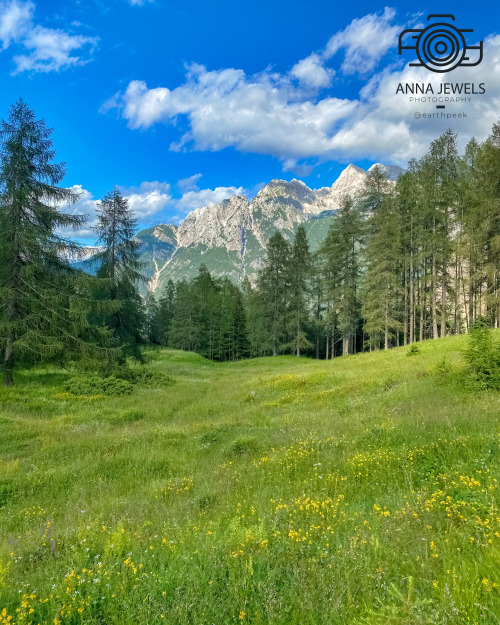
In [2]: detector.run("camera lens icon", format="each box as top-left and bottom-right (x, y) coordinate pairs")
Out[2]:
(399, 15), (483, 73)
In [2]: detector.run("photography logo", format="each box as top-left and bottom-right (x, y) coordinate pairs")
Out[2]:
(398, 14), (483, 73)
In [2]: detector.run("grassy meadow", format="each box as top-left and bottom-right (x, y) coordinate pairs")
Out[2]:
(1, 335), (500, 624)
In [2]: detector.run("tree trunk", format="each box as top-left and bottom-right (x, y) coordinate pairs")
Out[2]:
(419, 272), (424, 342)
(3, 335), (14, 386)
(409, 224), (414, 344)
(441, 275), (447, 337)
(343, 335), (349, 356)
(403, 263), (408, 346)
(432, 254), (438, 339)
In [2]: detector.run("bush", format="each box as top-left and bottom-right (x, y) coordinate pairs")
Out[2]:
(64, 375), (133, 397)
(433, 357), (453, 383)
(406, 343), (420, 356)
(116, 368), (174, 388)
(464, 320), (500, 389)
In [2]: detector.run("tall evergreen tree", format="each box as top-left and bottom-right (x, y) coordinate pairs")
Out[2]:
(156, 279), (176, 345)
(168, 279), (200, 352)
(321, 196), (364, 356)
(145, 291), (162, 344)
(362, 193), (402, 349)
(242, 276), (272, 357)
(0, 100), (101, 385)
(419, 130), (460, 338)
(91, 187), (145, 359)
(256, 232), (291, 356)
(218, 278), (249, 361)
(474, 125), (500, 327)
(287, 225), (312, 356)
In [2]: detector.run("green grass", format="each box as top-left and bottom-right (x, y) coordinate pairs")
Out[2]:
(1, 335), (500, 624)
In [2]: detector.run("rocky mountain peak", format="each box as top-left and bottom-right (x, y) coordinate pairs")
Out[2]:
(103, 161), (405, 294)
(368, 163), (404, 181)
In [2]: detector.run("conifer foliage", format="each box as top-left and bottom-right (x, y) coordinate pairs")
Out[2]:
(1, 97), (500, 377)
(91, 187), (145, 359)
(0, 100), (100, 385)
(151, 124), (500, 361)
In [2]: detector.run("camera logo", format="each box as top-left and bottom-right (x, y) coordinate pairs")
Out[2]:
(398, 14), (483, 73)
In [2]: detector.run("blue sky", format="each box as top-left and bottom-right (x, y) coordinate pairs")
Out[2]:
(0, 0), (499, 240)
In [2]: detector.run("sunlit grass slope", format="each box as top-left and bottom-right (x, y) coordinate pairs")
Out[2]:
(1, 335), (500, 624)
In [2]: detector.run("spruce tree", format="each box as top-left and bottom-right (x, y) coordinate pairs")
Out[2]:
(256, 232), (291, 356)
(156, 279), (176, 345)
(145, 291), (161, 344)
(0, 99), (99, 385)
(168, 279), (200, 352)
(218, 278), (249, 361)
(362, 193), (402, 349)
(320, 196), (363, 356)
(242, 276), (272, 357)
(91, 187), (145, 359)
(288, 225), (312, 356)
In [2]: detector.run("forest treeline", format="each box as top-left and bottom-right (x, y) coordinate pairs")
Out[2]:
(151, 127), (500, 360)
(1, 99), (500, 385)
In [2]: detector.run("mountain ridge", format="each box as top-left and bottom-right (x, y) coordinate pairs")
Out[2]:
(81, 163), (404, 295)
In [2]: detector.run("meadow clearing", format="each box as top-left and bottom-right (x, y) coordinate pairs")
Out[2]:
(0, 335), (499, 624)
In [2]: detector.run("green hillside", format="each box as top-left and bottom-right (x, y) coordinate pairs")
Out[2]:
(1, 336), (500, 624)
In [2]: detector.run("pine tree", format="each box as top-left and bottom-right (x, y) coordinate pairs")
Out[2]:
(242, 276), (272, 357)
(310, 252), (326, 359)
(320, 196), (364, 356)
(192, 265), (221, 359)
(362, 193), (402, 349)
(394, 164), (421, 345)
(91, 187), (145, 359)
(288, 225), (312, 356)
(0, 99), (103, 385)
(419, 130), (460, 339)
(156, 279), (176, 345)
(218, 278), (249, 361)
(474, 125), (500, 327)
(145, 291), (161, 344)
(168, 279), (200, 352)
(256, 232), (291, 356)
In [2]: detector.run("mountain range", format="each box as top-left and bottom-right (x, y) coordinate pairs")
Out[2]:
(81, 163), (404, 296)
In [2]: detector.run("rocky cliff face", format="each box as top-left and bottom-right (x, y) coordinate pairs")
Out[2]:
(124, 163), (404, 294)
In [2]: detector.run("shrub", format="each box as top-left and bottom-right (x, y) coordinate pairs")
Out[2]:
(64, 375), (133, 397)
(406, 343), (420, 356)
(464, 320), (500, 389)
(116, 368), (174, 388)
(433, 357), (453, 383)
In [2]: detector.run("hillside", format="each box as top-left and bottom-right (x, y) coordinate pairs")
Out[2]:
(1, 335), (499, 623)
(83, 163), (403, 295)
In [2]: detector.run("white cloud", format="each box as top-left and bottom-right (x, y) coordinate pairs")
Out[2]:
(118, 181), (172, 219)
(58, 185), (99, 240)
(177, 173), (202, 193)
(327, 33), (500, 162)
(57, 178), (252, 239)
(0, 0), (96, 73)
(290, 53), (334, 89)
(176, 185), (246, 214)
(324, 7), (400, 75)
(104, 12), (500, 171)
(0, 0), (31, 48)
(174, 173), (246, 213)
(106, 64), (357, 172)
